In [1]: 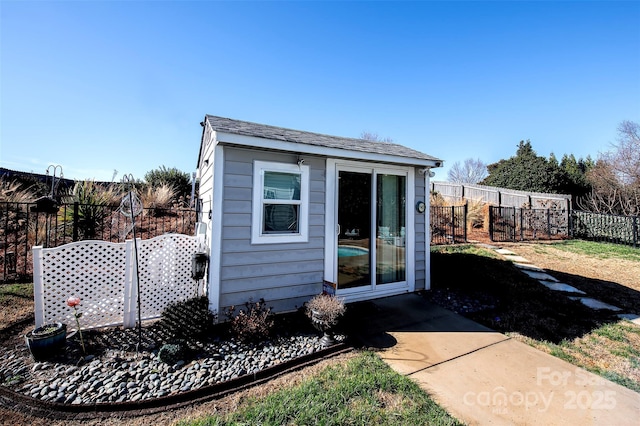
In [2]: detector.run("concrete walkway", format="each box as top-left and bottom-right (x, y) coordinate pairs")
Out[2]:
(348, 294), (640, 425)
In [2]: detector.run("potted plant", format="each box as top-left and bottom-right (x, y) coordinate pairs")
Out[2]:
(25, 322), (67, 360)
(306, 294), (346, 347)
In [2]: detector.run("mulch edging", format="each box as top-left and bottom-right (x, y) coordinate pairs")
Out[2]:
(0, 341), (352, 420)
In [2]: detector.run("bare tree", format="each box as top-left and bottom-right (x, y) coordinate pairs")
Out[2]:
(578, 120), (640, 215)
(447, 158), (488, 184)
(360, 131), (394, 143)
(605, 120), (640, 186)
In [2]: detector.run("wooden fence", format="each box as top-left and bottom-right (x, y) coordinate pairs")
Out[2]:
(432, 182), (571, 210)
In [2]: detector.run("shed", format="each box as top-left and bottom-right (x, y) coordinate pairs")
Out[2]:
(196, 115), (442, 314)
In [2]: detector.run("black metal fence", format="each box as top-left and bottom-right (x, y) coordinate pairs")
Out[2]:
(572, 210), (639, 247)
(430, 205), (467, 245)
(489, 206), (570, 242)
(1, 201), (197, 283)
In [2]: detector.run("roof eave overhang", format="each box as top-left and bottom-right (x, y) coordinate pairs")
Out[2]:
(215, 131), (442, 169)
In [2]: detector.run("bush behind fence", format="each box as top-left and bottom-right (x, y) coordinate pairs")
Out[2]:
(572, 210), (639, 247)
(1, 201), (197, 283)
(430, 205), (467, 245)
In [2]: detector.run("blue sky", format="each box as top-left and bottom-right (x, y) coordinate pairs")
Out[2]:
(1, 1), (639, 183)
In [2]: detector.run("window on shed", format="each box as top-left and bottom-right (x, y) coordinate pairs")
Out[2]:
(252, 161), (310, 244)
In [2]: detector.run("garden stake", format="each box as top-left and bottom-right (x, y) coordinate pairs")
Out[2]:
(121, 174), (143, 354)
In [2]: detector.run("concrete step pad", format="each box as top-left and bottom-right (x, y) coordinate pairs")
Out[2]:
(521, 269), (559, 282)
(539, 281), (586, 294)
(617, 313), (640, 326)
(513, 263), (545, 272)
(495, 248), (517, 255)
(503, 255), (530, 263)
(569, 297), (622, 311)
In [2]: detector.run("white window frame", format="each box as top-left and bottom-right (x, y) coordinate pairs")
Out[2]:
(252, 160), (310, 244)
(324, 159), (415, 302)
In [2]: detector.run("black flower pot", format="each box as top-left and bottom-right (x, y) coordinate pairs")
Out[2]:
(25, 322), (67, 361)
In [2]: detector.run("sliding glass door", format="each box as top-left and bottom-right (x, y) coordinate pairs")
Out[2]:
(376, 174), (406, 285)
(337, 170), (371, 290)
(336, 165), (408, 294)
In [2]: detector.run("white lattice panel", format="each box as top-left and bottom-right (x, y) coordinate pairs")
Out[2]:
(33, 234), (204, 329)
(135, 234), (202, 321)
(37, 240), (127, 329)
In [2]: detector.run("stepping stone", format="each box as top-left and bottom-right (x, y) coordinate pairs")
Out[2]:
(569, 297), (622, 311)
(513, 263), (544, 272)
(495, 249), (516, 255)
(503, 255), (530, 263)
(521, 270), (559, 282)
(539, 281), (586, 294)
(617, 314), (640, 326)
(478, 243), (500, 250)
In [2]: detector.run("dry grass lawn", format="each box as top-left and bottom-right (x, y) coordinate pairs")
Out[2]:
(506, 241), (640, 292)
(500, 241), (640, 391)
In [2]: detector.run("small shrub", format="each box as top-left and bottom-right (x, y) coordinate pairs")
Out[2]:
(464, 198), (487, 230)
(140, 183), (177, 214)
(305, 294), (346, 327)
(144, 165), (192, 204)
(430, 191), (446, 207)
(225, 298), (274, 342)
(158, 342), (188, 364)
(0, 179), (38, 203)
(160, 296), (217, 341)
(61, 180), (121, 239)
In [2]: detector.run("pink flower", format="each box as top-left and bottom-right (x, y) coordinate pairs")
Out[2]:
(66, 296), (86, 354)
(67, 296), (81, 308)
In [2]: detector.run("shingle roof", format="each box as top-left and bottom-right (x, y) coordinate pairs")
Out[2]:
(205, 115), (441, 163)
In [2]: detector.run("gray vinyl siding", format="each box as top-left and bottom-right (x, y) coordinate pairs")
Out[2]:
(197, 125), (215, 232)
(219, 147), (325, 313)
(414, 169), (427, 290)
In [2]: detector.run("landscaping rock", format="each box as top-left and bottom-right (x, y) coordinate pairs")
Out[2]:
(0, 324), (342, 405)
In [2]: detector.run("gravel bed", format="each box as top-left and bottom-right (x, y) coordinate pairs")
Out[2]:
(0, 322), (344, 405)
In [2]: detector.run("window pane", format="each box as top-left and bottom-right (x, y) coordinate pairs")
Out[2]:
(264, 204), (299, 233)
(337, 171), (371, 289)
(376, 174), (406, 284)
(264, 172), (300, 200)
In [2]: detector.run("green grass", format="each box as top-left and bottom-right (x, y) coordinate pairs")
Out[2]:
(548, 240), (640, 261)
(0, 282), (33, 300)
(178, 351), (462, 426)
(430, 244), (498, 259)
(514, 321), (640, 392)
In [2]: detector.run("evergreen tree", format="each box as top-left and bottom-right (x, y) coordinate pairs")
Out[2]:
(482, 141), (568, 193)
(144, 166), (192, 203)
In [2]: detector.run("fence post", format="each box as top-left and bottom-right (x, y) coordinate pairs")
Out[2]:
(450, 205), (455, 243)
(72, 202), (80, 242)
(123, 239), (136, 328)
(489, 206), (494, 241)
(32, 246), (45, 328)
(633, 216), (638, 248)
(519, 208), (524, 241)
(512, 207), (517, 241)
(464, 202), (468, 242)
